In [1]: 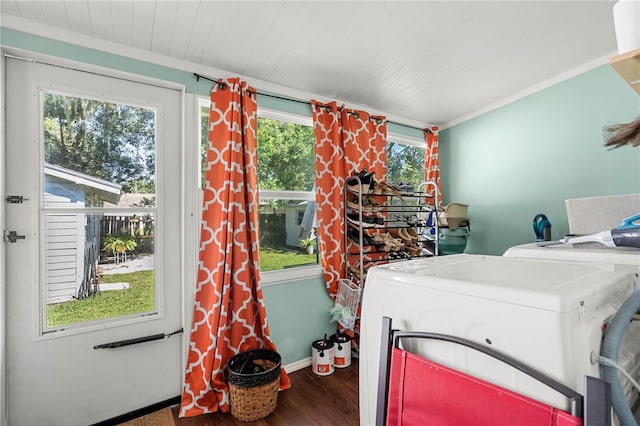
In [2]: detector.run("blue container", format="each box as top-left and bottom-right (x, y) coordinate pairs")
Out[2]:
(439, 228), (469, 255)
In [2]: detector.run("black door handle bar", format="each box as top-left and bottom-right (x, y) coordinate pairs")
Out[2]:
(93, 327), (183, 349)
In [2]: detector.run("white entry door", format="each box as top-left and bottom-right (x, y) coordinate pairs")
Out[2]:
(4, 57), (184, 425)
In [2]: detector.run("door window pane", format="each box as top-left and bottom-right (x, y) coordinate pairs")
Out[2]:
(45, 213), (155, 329)
(42, 90), (157, 330)
(43, 91), (156, 205)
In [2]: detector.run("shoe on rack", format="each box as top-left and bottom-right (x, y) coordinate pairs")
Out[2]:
(347, 213), (385, 228)
(346, 195), (381, 212)
(348, 261), (370, 280)
(377, 232), (405, 252)
(403, 228), (419, 244)
(356, 169), (375, 184)
(405, 243), (422, 257)
(391, 182), (415, 194)
(406, 214), (426, 227)
(346, 169), (375, 194)
(372, 232), (388, 246)
(371, 232), (397, 252)
(389, 250), (410, 260)
(362, 195), (381, 211)
(347, 229), (378, 246)
(346, 229), (360, 245)
(388, 228), (411, 245)
(372, 181), (404, 201)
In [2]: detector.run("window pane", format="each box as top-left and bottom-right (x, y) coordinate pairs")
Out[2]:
(387, 141), (426, 187)
(200, 104), (209, 187)
(257, 117), (315, 191)
(258, 199), (318, 271)
(199, 112), (315, 192)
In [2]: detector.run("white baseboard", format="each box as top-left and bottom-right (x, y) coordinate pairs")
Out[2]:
(283, 357), (311, 373)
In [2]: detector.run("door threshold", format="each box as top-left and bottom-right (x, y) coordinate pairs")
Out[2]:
(91, 396), (181, 426)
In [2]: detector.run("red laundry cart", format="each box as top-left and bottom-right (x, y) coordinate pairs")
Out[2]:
(376, 317), (611, 426)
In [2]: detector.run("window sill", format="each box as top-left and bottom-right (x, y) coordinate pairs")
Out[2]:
(261, 264), (323, 286)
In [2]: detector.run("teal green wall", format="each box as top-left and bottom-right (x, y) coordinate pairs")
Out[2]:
(440, 65), (640, 255)
(262, 277), (337, 365)
(1, 26), (339, 366)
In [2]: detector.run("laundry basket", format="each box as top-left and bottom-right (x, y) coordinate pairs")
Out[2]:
(228, 349), (281, 421)
(334, 279), (362, 330)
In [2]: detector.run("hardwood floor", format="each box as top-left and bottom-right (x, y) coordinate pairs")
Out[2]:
(171, 359), (360, 425)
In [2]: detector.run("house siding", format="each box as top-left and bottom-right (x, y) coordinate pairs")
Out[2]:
(44, 183), (85, 304)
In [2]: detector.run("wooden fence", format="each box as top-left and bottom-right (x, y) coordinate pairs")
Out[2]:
(100, 214), (154, 237)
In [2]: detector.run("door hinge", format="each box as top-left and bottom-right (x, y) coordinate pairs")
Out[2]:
(3, 230), (26, 243)
(5, 195), (28, 204)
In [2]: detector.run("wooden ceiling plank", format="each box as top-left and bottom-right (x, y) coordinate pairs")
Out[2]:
(184, 1), (221, 65)
(63, 0), (92, 36)
(168, 1), (200, 60)
(40, 1), (69, 29)
(12, 0), (46, 22)
(150, 1), (179, 56)
(87, 1), (112, 41)
(111, 1), (134, 47)
(0, 1), (22, 16)
(132, 1), (156, 51)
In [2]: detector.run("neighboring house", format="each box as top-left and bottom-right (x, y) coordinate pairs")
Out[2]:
(284, 201), (308, 247)
(44, 163), (121, 304)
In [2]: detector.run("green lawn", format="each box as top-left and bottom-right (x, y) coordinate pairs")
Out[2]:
(260, 248), (317, 271)
(47, 248), (317, 327)
(47, 270), (155, 328)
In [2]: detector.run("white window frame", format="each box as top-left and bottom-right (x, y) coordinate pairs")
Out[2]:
(387, 132), (427, 149)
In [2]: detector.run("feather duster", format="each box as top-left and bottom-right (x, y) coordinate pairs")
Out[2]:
(604, 117), (640, 148)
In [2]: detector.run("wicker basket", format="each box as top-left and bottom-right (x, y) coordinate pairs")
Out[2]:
(228, 349), (281, 421)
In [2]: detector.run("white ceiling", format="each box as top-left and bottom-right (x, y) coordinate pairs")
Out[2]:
(0, 1), (620, 128)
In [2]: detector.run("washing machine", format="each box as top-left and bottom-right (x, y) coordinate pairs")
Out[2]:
(504, 242), (640, 423)
(359, 254), (639, 426)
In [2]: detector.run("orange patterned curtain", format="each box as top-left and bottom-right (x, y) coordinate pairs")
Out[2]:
(180, 78), (290, 418)
(312, 100), (387, 298)
(424, 126), (441, 203)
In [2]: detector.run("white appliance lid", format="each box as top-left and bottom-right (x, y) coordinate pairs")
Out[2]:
(370, 254), (636, 312)
(504, 243), (640, 266)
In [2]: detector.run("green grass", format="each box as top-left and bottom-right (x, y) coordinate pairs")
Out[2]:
(260, 248), (317, 271)
(46, 248), (317, 327)
(47, 270), (155, 328)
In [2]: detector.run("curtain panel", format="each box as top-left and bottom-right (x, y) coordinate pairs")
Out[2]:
(180, 78), (290, 418)
(311, 100), (387, 298)
(424, 126), (441, 203)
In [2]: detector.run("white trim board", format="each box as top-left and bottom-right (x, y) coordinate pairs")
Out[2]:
(283, 357), (312, 374)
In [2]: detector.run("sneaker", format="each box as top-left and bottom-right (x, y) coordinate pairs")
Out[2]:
(391, 182), (415, 194)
